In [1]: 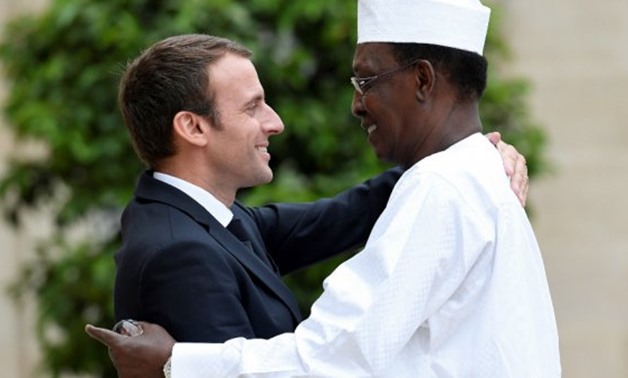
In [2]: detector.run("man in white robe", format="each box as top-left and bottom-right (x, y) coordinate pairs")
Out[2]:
(86, 0), (560, 376)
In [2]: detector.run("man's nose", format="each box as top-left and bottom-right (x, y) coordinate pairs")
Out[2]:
(351, 91), (365, 119)
(264, 104), (284, 135)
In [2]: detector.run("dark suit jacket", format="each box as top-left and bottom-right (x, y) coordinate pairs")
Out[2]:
(114, 169), (401, 342)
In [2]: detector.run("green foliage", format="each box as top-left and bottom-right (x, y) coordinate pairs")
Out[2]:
(0, 0), (548, 376)
(8, 237), (117, 377)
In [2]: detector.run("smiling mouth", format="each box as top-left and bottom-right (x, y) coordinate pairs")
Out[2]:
(366, 124), (377, 135)
(256, 146), (268, 153)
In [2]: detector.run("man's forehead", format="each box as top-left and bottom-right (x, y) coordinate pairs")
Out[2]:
(353, 43), (395, 70)
(208, 55), (263, 103)
(209, 53), (253, 75)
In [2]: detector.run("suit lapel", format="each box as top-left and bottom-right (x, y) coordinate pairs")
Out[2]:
(210, 223), (302, 322)
(134, 171), (302, 323)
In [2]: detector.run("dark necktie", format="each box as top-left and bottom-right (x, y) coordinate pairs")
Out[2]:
(227, 216), (280, 274)
(227, 217), (248, 242)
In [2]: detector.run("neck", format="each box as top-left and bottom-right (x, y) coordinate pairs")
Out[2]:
(407, 101), (482, 168)
(156, 158), (237, 207)
(440, 103), (482, 147)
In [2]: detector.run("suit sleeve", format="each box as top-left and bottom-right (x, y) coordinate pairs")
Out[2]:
(252, 167), (403, 274)
(139, 239), (255, 342)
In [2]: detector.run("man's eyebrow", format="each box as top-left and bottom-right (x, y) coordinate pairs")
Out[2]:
(352, 61), (369, 75)
(243, 93), (265, 107)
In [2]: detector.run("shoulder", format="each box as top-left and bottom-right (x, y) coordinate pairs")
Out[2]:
(404, 134), (514, 204)
(384, 135), (519, 234)
(118, 199), (216, 267)
(123, 199), (204, 232)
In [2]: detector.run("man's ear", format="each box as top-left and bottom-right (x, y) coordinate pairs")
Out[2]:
(172, 111), (209, 147)
(413, 60), (436, 102)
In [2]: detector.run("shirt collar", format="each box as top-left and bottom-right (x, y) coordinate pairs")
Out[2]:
(152, 171), (233, 227)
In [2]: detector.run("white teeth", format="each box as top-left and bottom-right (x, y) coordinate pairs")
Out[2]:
(256, 147), (268, 153)
(367, 125), (377, 134)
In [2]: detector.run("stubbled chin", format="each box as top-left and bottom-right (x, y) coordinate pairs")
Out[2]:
(262, 167), (274, 183)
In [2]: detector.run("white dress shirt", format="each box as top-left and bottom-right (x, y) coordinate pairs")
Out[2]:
(171, 133), (561, 377)
(153, 171), (233, 226)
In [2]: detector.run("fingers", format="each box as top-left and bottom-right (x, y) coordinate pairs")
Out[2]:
(137, 321), (177, 351)
(485, 132), (516, 176)
(85, 324), (125, 348)
(485, 131), (502, 146)
(509, 155), (529, 207)
(137, 321), (170, 337)
(497, 141), (518, 177)
(519, 172), (529, 207)
(487, 133), (530, 207)
(113, 319), (144, 336)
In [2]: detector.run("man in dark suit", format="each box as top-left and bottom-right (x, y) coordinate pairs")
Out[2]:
(115, 168), (400, 342)
(106, 33), (528, 361)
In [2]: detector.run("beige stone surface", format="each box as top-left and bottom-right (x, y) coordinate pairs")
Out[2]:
(0, 2), (51, 378)
(0, 0), (626, 377)
(500, 0), (628, 377)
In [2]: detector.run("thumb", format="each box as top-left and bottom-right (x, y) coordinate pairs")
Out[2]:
(485, 131), (502, 146)
(85, 324), (124, 347)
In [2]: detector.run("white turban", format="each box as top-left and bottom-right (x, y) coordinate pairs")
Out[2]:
(357, 0), (491, 55)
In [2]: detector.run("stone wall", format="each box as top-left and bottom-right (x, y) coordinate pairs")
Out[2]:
(0, 2), (50, 377)
(501, 0), (628, 377)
